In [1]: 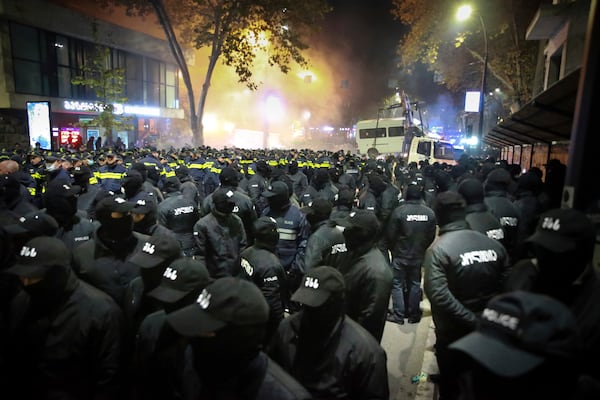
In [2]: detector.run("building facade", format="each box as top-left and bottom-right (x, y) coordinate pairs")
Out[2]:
(0, 0), (185, 150)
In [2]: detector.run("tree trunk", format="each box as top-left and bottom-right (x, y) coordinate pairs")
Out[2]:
(149, 0), (200, 146)
(196, 42), (221, 148)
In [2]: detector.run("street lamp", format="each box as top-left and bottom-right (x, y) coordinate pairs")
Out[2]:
(457, 4), (488, 153)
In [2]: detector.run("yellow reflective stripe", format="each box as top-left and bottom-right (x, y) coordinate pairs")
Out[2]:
(240, 160), (253, 164)
(177, 159), (184, 165)
(165, 170), (176, 178)
(31, 172), (42, 179)
(189, 163), (204, 169)
(94, 171), (101, 178)
(89, 176), (98, 185)
(27, 187), (36, 196)
(98, 172), (124, 179)
(210, 167), (221, 173)
(168, 162), (178, 168)
(268, 160), (278, 167)
(143, 162), (156, 167)
(247, 169), (255, 175)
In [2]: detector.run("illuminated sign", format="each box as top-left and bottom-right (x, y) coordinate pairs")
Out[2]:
(27, 101), (52, 150)
(464, 91), (481, 113)
(63, 100), (161, 117)
(60, 127), (81, 146)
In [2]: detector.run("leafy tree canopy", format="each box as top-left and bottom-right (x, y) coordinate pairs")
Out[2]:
(391, 0), (540, 107)
(94, 0), (330, 145)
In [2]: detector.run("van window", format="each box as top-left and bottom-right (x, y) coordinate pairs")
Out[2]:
(388, 126), (405, 137)
(359, 128), (386, 139)
(417, 141), (431, 156)
(434, 142), (455, 160)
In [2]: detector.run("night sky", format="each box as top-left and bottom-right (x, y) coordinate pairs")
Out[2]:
(317, 0), (406, 120)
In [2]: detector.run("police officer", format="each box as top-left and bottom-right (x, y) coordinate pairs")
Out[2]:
(201, 166), (257, 244)
(193, 188), (247, 278)
(3, 237), (123, 399)
(167, 277), (312, 399)
(424, 191), (509, 400)
(269, 266), (389, 399)
(333, 210), (393, 342)
(386, 184), (436, 324)
(238, 216), (287, 343)
(458, 178), (505, 243)
(97, 150), (127, 193)
(157, 177), (199, 256)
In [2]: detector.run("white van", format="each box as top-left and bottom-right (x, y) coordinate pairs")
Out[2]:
(407, 137), (457, 166)
(355, 117), (456, 165)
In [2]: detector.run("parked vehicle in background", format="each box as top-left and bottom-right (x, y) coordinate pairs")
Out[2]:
(355, 117), (456, 165)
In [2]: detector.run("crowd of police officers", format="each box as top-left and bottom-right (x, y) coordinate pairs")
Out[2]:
(0, 142), (598, 400)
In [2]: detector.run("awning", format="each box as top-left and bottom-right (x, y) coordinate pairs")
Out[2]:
(484, 68), (580, 146)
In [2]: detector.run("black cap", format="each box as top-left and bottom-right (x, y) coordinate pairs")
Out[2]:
(333, 209), (379, 236)
(291, 266), (345, 307)
(4, 210), (59, 236)
(253, 216), (279, 237)
(131, 194), (156, 215)
(404, 184), (422, 201)
(335, 187), (355, 207)
(212, 187), (236, 213)
(147, 258), (212, 303)
(434, 191), (466, 212)
(95, 195), (135, 214)
(457, 179), (484, 205)
(44, 181), (82, 198)
(305, 198), (332, 223)
(526, 208), (595, 253)
(6, 237), (70, 278)
(485, 168), (512, 186)
(449, 291), (580, 377)
(129, 235), (182, 269)
(219, 167), (239, 185)
(262, 181), (289, 198)
(166, 277), (269, 336)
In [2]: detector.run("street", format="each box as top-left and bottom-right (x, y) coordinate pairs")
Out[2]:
(382, 298), (438, 400)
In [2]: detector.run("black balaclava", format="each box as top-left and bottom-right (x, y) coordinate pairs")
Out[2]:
(133, 210), (157, 235)
(306, 198), (332, 228)
(141, 266), (167, 293)
(213, 191), (235, 214)
(368, 174), (387, 197)
(267, 192), (289, 211)
(45, 194), (78, 228)
(434, 191), (467, 227)
(23, 265), (70, 317)
(97, 209), (134, 243)
(533, 245), (591, 302)
(190, 324), (264, 380)
(342, 224), (375, 252)
(295, 293), (345, 378)
(254, 223), (279, 252)
(288, 161), (299, 175)
(256, 162), (271, 179)
(457, 179), (485, 206)
(312, 169), (330, 190)
(405, 184), (423, 201)
(122, 171), (144, 199)
(131, 163), (149, 182)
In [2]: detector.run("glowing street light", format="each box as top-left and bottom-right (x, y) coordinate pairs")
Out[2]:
(457, 4), (488, 153)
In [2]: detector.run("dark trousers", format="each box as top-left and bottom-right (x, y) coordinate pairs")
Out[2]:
(390, 259), (422, 319)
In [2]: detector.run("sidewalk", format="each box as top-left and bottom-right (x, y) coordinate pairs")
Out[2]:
(414, 313), (439, 400)
(383, 297), (439, 400)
